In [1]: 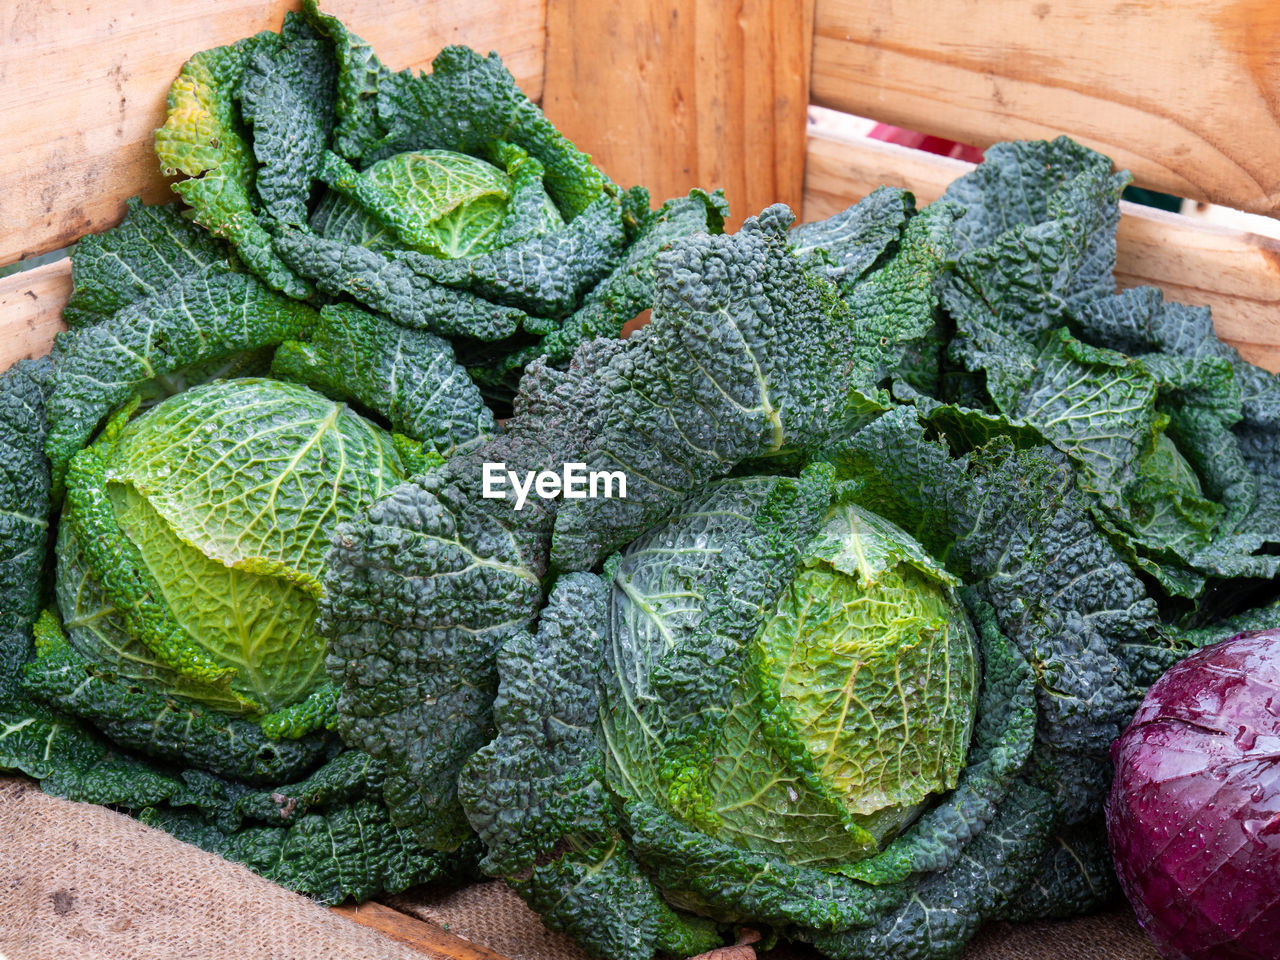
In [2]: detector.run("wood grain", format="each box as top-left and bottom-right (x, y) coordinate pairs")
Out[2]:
(803, 127), (1280, 373)
(332, 902), (512, 960)
(811, 0), (1280, 217)
(542, 0), (815, 231)
(0, 0), (545, 267)
(0, 260), (71, 372)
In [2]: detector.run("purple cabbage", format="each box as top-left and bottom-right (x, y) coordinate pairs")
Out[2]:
(1108, 628), (1280, 960)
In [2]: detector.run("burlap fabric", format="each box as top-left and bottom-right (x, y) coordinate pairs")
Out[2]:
(0, 777), (423, 960)
(2, 776), (1162, 960)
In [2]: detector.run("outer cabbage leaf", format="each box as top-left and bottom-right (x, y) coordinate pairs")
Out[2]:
(238, 12), (337, 227)
(942, 136), (1127, 318)
(459, 573), (721, 960)
(155, 29), (310, 298)
(11, 624), (447, 905)
(273, 227), (530, 341)
(994, 823), (1118, 923)
(0, 360), (52, 623)
(60, 199), (229, 328)
(950, 323), (1232, 595)
(139, 748), (461, 904)
(321, 348), (605, 846)
(1172, 598), (1280, 656)
(389, 191), (625, 316)
(788, 186), (913, 288)
(844, 200), (960, 396)
(0, 360), (64, 782)
(296, 0), (390, 159)
(548, 202), (953, 570)
(271, 302), (495, 455)
(54, 200), (280, 423)
(22, 616), (330, 783)
(806, 782), (1056, 960)
(320, 466), (546, 848)
(45, 262), (318, 494)
(480, 188), (728, 386)
(149, 798), (456, 905)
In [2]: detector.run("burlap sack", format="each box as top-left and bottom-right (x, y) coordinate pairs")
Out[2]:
(1, 775), (1163, 960)
(0, 777), (424, 960)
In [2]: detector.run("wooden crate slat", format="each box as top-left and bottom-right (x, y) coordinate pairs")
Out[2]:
(803, 130), (1280, 374)
(1115, 211), (1280, 373)
(811, 0), (1280, 217)
(541, 0), (815, 231)
(0, 259), (71, 373)
(0, 0), (545, 268)
(803, 119), (973, 213)
(332, 902), (511, 960)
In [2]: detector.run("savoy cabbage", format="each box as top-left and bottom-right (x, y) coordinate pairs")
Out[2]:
(153, 0), (726, 398)
(0, 200), (490, 902)
(427, 200), (1165, 959)
(0, 4), (723, 905)
(935, 138), (1280, 601)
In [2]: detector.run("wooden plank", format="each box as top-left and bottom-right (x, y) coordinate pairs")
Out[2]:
(0, 0), (545, 267)
(332, 902), (513, 960)
(541, 0), (815, 231)
(802, 128), (1280, 373)
(0, 260), (71, 372)
(803, 114), (971, 212)
(1116, 208), (1280, 373)
(811, 0), (1280, 217)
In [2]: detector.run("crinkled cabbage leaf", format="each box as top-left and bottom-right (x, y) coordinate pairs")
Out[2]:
(155, 2), (726, 392)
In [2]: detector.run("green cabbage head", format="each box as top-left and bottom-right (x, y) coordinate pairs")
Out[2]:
(604, 480), (978, 871)
(56, 377), (408, 722)
(2, 189), (496, 904)
(312, 148), (564, 259)
(459, 468), (992, 958)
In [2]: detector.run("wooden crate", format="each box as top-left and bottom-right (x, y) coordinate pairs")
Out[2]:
(6, 0), (1279, 375)
(2, 0), (1277, 955)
